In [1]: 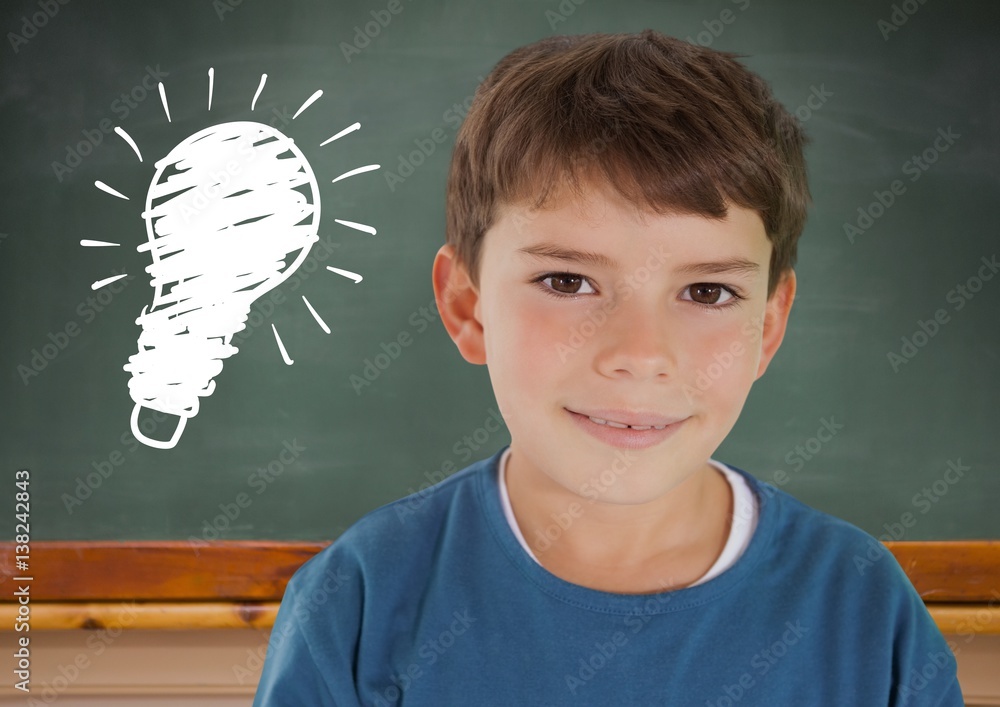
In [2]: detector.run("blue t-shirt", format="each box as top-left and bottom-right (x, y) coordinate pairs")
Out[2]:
(253, 445), (964, 706)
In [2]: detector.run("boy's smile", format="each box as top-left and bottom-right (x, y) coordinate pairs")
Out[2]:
(434, 177), (796, 588)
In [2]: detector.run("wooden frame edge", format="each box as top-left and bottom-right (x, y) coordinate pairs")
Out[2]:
(1, 539), (997, 603)
(0, 602), (997, 633)
(0, 602), (279, 630)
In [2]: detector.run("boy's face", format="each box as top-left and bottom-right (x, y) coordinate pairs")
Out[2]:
(434, 178), (796, 506)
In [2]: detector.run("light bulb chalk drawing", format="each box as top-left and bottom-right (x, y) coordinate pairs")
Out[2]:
(127, 121), (319, 449)
(87, 69), (379, 449)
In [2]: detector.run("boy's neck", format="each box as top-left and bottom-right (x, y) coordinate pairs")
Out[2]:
(504, 450), (734, 595)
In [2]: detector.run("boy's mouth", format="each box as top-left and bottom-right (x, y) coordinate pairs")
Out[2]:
(584, 415), (667, 431)
(565, 408), (683, 430)
(565, 408), (688, 450)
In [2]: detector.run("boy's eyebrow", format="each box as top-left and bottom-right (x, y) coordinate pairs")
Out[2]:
(516, 243), (761, 277)
(517, 244), (621, 269)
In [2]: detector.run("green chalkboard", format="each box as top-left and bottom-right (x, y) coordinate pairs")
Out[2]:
(1, 0), (997, 542)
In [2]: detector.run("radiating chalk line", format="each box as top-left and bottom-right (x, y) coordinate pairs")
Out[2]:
(92, 273), (128, 290)
(158, 82), (171, 122)
(251, 73), (267, 111)
(114, 127), (142, 162)
(331, 164), (379, 184)
(81, 239), (120, 247)
(326, 266), (362, 283)
(334, 218), (376, 235)
(293, 90), (323, 119)
(95, 180), (129, 200)
(272, 323), (293, 365)
(301, 295), (330, 334)
(321, 122), (360, 146)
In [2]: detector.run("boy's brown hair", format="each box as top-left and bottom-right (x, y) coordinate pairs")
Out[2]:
(444, 29), (811, 300)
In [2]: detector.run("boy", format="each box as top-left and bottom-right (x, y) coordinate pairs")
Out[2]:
(254, 30), (964, 705)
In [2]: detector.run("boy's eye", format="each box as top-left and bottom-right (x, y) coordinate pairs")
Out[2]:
(682, 283), (735, 306)
(537, 273), (596, 296)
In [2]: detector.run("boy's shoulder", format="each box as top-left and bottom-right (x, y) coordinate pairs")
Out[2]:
(738, 463), (906, 577)
(285, 451), (491, 588)
(727, 462), (929, 620)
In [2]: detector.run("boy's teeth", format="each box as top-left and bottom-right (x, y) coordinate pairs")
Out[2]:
(587, 416), (666, 431)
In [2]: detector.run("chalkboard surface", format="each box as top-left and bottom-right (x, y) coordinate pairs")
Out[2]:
(1, 0), (997, 541)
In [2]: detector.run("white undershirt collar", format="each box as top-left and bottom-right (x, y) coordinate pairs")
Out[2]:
(495, 446), (758, 587)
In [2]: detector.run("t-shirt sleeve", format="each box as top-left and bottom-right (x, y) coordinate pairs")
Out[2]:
(252, 548), (364, 707)
(883, 550), (965, 706)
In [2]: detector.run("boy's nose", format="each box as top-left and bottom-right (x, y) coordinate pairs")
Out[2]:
(593, 304), (678, 381)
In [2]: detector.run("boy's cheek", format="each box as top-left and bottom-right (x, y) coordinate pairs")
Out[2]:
(682, 333), (757, 397)
(506, 307), (568, 358)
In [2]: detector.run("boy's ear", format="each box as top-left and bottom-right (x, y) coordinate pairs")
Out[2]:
(755, 269), (797, 380)
(432, 244), (487, 365)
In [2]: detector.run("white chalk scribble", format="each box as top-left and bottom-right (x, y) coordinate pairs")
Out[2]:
(88, 69), (380, 449)
(125, 121), (319, 448)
